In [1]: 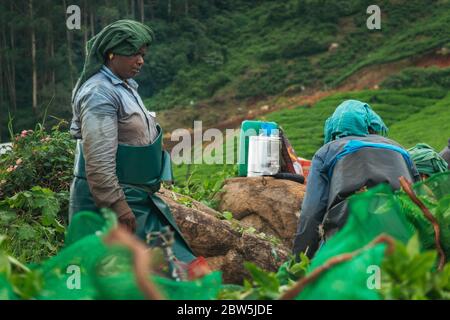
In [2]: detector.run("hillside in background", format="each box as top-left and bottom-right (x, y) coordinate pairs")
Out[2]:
(146, 0), (450, 108)
(1, 0), (450, 141)
(150, 0), (450, 131)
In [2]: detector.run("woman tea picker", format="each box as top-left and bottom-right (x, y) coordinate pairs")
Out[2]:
(69, 20), (195, 266)
(408, 143), (448, 180)
(292, 100), (421, 259)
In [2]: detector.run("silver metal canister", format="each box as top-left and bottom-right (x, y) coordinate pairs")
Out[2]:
(247, 135), (281, 177)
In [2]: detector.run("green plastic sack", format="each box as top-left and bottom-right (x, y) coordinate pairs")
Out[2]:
(296, 172), (450, 300)
(297, 183), (414, 300)
(2, 210), (222, 300)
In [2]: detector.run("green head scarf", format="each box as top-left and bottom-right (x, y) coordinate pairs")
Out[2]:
(72, 19), (155, 100)
(324, 99), (388, 144)
(408, 143), (448, 176)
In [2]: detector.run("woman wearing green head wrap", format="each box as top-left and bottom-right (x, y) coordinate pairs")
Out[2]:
(69, 20), (196, 267)
(72, 19), (155, 99)
(293, 100), (420, 259)
(408, 143), (448, 179)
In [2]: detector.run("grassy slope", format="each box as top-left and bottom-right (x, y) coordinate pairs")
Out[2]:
(265, 87), (449, 158)
(388, 93), (450, 149)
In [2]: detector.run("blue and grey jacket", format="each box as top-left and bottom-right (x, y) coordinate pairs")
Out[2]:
(292, 134), (420, 259)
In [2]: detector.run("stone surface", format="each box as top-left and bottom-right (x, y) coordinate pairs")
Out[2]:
(216, 177), (306, 247)
(157, 188), (290, 284)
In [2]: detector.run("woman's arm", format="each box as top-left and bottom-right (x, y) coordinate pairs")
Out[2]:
(78, 87), (133, 220)
(292, 150), (330, 259)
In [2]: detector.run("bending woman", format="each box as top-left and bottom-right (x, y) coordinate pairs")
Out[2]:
(69, 20), (195, 264)
(292, 100), (420, 259)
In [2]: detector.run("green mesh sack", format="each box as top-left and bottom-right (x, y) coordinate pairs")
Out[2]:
(90, 245), (222, 300)
(31, 210), (118, 299)
(33, 234), (111, 300)
(297, 183), (414, 300)
(296, 173), (450, 300)
(298, 245), (386, 300)
(64, 211), (111, 246)
(397, 172), (450, 257)
(29, 210), (222, 300)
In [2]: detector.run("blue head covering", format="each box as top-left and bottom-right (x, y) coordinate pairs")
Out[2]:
(324, 100), (388, 144)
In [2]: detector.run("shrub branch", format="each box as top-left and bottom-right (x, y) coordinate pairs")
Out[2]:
(399, 176), (446, 271)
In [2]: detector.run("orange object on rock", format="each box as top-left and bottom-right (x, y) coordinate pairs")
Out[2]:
(298, 158), (311, 183)
(187, 256), (212, 280)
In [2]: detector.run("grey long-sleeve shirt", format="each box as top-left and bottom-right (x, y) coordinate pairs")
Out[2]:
(70, 65), (158, 216)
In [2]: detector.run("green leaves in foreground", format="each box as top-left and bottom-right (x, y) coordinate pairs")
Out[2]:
(0, 235), (43, 299)
(218, 255), (310, 300)
(381, 234), (450, 300)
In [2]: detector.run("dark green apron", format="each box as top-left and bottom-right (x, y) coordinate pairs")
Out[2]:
(69, 125), (195, 263)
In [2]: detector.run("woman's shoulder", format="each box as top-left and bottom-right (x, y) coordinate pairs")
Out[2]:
(74, 72), (118, 104)
(80, 72), (115, 93)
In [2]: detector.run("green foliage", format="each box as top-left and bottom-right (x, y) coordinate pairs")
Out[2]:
(279, 253), (310, 282)
(147, 0), (450, 110)
(381, 235), (450, 300)
(170, 164), (237, 209)
(0, 186), (66, 263)
(295, 0), (364, 23)
(330, 0), (450, 86)
(219, 255), (310, 300)
(236, 59), (316, 99)
(388, 92), (450, 151)
(243, 262), (281, 299)
(397, 172), (450, 258)
(7, 270), (44, 300)
(0, 122), (71, 263)
(382, 67), (450, 90)
(0, 121), (75, 199)
(218, 262), (281, 300)
(0, 1), (449, 299)
(219, 211), (233, 221)
(0, 236), (43, 300)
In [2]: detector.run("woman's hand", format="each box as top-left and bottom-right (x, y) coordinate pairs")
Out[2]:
(118, 211), (137, 233)
(111, 200), (136, 233)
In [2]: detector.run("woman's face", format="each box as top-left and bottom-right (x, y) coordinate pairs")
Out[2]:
(108, 46), (147, 80)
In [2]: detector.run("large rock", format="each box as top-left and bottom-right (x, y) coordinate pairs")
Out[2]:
(216, 177), (306, 247)
(157, 188), (289, 284)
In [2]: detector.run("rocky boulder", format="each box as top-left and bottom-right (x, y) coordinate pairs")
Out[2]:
(157, 188), (290, 284)
(216, 177), (306, 248)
